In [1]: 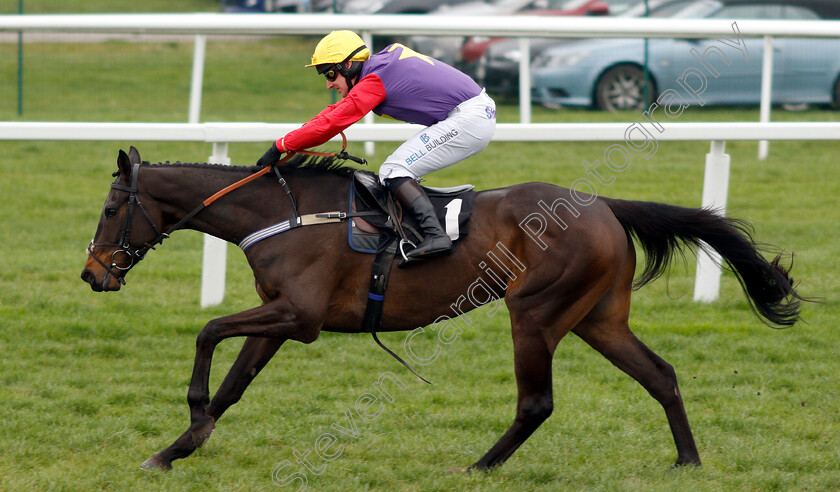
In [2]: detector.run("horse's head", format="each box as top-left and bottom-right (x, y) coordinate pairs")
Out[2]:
(81, 146), (164, 292)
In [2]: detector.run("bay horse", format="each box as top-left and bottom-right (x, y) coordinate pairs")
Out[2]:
(82, 147), (804, 472)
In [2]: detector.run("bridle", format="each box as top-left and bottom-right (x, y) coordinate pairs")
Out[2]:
(87, 135), (366, 287)
(86, 162), (168, 286)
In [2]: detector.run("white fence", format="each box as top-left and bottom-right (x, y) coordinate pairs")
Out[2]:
(4, 121), (838, 306)
(2, 14), (839, 306)
(4, 14), (840, 125)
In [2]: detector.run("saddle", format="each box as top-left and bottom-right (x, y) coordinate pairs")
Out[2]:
(349, 170), (476, 254)
(350, 171), (476, 384)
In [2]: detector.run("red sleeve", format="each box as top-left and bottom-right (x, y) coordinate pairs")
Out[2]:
(277, 74), (387, 152)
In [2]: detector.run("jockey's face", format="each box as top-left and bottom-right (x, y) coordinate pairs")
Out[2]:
(325, 61), (353, 98)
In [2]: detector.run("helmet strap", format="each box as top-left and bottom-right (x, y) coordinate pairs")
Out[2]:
(337, 45), (367, 91)
(340, 45), (367, 65)
(342, 61), (365, 91)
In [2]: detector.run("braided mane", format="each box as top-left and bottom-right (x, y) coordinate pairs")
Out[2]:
(141, 154), (358, 178)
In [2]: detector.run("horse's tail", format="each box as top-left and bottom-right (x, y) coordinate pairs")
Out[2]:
(604, 198), (805, 328)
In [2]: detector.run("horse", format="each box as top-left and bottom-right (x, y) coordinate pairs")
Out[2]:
(81, 146), (805, 472)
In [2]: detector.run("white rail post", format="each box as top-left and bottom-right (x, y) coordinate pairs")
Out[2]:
(201, 142), (230, 308)
(188, 34), (207, 124)
(694, 140), (730, 302)
(758, 35), (773, 160)
(519, 37), (531, 124)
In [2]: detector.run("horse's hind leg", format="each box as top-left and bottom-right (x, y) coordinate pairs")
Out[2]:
(141, 336), (285, 470)
(573, 294), (701, 466)
(469, 319), (555, 470)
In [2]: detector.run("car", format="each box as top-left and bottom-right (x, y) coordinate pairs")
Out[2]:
(409, 0), (613, 65)
(459, 0), (613, 68)
(409, 0), (555, 65)
(530, 0), (840, 111)
(329, 0), (484, 51)
(376, 0), (477, 13)
(466, 0), (675, 98)
(221, 0), (312, 12)
(322, 0), (475, 13)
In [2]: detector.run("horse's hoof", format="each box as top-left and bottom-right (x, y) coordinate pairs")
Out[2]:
(190, 417), (216, 448)
(140, 454), (172, 472)
(674, 459), (702, 468)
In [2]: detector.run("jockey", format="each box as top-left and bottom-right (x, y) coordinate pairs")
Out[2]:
(257, 30), (496, 263)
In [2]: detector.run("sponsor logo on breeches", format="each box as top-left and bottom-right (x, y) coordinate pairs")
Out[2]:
(405, 130), (460, 166)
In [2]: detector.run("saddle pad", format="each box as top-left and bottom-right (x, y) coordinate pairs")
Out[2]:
(348, 178), (476, 254)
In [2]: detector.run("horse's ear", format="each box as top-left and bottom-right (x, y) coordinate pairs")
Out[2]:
(128, 146), (141, 165)
(117, 149), (132, 180)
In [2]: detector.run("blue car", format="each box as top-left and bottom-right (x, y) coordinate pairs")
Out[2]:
(531, 0), (840, 111)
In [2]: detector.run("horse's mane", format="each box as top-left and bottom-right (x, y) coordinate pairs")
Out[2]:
(141, 154), (357, 178)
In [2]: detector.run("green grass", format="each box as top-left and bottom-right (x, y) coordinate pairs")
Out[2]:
(2, 0), (219, 14)
(1, 35), (839, 491)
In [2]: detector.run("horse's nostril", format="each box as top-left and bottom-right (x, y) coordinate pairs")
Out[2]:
(81, 270), (95, 285)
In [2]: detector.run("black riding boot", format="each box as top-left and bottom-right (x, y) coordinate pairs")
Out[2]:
(387, 177), (453, 261)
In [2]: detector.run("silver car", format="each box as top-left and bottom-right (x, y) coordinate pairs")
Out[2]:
(531, 0), (840, 111)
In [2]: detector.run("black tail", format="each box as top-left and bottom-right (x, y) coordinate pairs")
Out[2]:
(605, 198), (805, 328)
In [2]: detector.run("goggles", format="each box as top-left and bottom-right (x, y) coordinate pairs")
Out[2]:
(323, 65), (341, 82)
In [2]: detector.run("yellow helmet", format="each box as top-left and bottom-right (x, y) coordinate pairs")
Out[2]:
(306, 30), (370, 71)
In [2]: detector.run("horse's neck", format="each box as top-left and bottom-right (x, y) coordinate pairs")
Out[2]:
(144, 165), (348, 244)
(144, 166), (262, 243)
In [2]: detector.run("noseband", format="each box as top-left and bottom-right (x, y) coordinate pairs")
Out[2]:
(87, 162), (167, 286)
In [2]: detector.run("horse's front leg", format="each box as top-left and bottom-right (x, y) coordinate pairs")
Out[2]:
(141, 336), (285, 470)
(186, 297), (323, 448)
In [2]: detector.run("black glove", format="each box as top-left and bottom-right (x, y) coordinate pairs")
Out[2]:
(256, 143), (283, 168)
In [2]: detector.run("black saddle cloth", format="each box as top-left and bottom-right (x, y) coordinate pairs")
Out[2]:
(349, 170), (476, 254)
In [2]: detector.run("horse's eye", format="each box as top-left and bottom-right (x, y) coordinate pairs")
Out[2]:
(105, 208), (118, 218)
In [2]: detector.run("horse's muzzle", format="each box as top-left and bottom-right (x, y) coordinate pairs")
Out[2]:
(81, 261), (123, 292)
(81, 268), (120, 292)
(81, 268), (101, 291)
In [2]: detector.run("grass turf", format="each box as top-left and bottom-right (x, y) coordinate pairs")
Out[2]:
(1, 31), (839, 492)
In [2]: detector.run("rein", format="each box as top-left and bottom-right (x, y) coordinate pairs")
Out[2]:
(88, 134), (365, 284)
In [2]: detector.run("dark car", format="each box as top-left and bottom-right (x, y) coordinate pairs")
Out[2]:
(377, 0), (477, 13)
(323, 0), (480, 50)
(410, 0), (598, 66)
(222, 0), (311, 12)
(465, 0), (672, 98)
(459, 0), (613, 67)
(316, 0), (475, 13)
